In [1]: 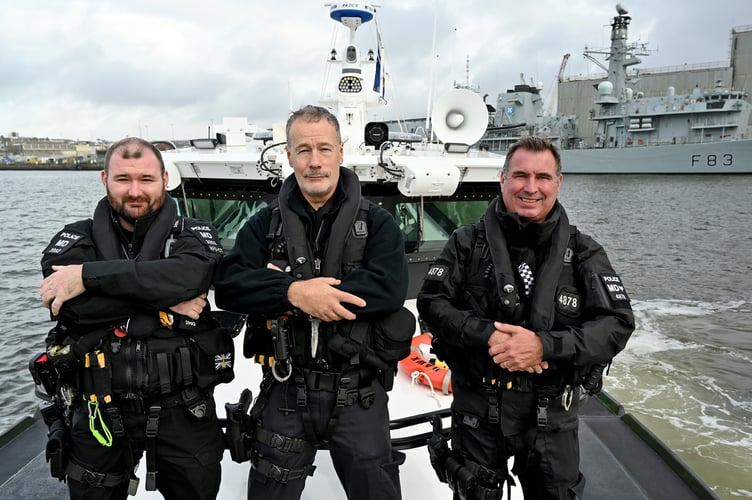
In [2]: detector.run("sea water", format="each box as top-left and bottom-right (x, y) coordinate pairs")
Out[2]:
(0, 170), (750, 498)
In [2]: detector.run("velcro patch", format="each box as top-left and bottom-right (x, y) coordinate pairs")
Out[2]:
(556, 287), (581, 316)
(43, 230), (85, 256)
(424, 264), (449, 282)
(599, 274), (630, 302)
(187, 224), (224, 255)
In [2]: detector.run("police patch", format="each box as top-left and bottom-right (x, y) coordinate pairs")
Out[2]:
(187, 224), (224, 255)
(599, 274), (630, 302)
(424, 264), (449, 282)
(43, 230), (85, 256)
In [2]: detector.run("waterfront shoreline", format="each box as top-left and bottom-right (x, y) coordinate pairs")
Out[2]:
(0, 163), (103, 171)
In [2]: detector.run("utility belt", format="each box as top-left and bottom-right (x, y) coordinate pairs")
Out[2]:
(32, 315), (234, 492)
(244, 307), (415, 391)
(478, 372), (576, 430)
(45, 314), (234, 400)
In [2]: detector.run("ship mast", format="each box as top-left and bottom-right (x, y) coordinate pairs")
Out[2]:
(321, 3), (383, 155)
(583, 4), (649, 104)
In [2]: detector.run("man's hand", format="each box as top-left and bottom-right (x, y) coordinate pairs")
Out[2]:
(287, 278), (366, 321)
(39, 264), (85, 317)
(169, 293), (207, 320)
(488, 321), (548, 374)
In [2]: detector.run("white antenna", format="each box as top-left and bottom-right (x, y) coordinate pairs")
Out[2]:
(425, 1), (438, 140)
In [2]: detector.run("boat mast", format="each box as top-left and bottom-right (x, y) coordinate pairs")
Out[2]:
(323, 3), (383, 155)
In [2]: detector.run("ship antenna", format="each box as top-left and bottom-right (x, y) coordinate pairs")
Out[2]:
(425, 2), (438, 141)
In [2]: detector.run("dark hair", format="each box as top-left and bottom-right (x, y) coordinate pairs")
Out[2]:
(503, 136), (562, 176)
(285, 105), (342, 145)
(103, 137), (165, 174)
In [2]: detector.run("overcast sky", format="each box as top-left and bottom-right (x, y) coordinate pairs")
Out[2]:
(1, 0), (750, 142)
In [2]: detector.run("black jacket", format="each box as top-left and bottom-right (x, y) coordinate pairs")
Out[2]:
(41, 195), (223, 330)
(417, 198), (634, 426)
(214, 168), (408, 318)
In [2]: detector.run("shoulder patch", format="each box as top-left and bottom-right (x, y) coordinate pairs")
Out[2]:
(43, 229), (87, 256)
(599, 274), (630, 302)
(186, 223), (224, 255)
(424, 264), (449, 282)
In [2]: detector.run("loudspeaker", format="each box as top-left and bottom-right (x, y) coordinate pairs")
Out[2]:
(365, 122), (390, 148)
(430, 89), (488, 146)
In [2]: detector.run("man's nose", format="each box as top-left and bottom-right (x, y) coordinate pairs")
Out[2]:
(128, 181), (142, 196)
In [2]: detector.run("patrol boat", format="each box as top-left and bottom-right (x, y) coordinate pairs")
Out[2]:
(479, 4), (752, 174)
(1, 3), (718, 499)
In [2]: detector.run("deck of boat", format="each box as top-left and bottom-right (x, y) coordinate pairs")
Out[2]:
(0, 387), (717, 499)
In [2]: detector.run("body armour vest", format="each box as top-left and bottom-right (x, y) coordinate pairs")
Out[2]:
(266, 168), (370, 367)
(462, 198), (583, 386)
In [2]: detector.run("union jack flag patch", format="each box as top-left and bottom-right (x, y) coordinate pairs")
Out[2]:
(214, 353), (233, 370)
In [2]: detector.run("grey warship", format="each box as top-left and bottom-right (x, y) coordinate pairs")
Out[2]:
(480, 4), (752, 174)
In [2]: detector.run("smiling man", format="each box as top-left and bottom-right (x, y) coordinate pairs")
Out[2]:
(418, 136), (635, 499)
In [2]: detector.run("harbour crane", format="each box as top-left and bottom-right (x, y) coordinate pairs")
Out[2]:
(543, 53), (570, 117)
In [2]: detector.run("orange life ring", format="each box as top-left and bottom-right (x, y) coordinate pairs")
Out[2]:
(398, 333), (452, 394)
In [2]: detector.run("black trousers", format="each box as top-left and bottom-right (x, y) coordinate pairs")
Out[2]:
(247, 375), (404, 500)
(451, 389), (586, 500)
(66, 396), (223, 500)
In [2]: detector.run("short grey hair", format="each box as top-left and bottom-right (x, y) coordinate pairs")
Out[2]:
(503, 136), (562, 176)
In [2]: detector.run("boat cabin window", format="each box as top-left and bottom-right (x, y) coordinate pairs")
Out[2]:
(396, 200), (488, 253)
(176, 194), (490, 255)
(177, 197), (271, 249)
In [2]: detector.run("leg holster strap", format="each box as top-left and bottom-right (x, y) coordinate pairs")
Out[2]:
(255, 426), (315, 454)
(66, 461), (129, 488)
(252, 455), (316, 484)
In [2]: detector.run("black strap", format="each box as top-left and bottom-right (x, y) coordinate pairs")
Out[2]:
(179, 346), (193, 386)
(252, 455), (316, 484)
(66, 461), (129, 488)
(255, 426), (315, 454)
(145, 404), (161, 491)
(156, 352), (171, 395)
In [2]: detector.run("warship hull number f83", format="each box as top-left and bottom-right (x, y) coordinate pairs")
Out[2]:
(691, 154), (733, 167)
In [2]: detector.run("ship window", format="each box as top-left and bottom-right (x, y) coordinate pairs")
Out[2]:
(177, 197), (270, 250)
(396, 200), (488, 253)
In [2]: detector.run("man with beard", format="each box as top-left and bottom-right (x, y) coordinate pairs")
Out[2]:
(38, 137), (231, 500)
(418, 137), (634, 499)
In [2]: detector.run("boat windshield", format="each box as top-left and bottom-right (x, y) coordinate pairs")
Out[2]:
(176, 195), (490, 254)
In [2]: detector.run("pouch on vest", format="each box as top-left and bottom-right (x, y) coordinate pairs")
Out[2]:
(329, 307), (415, 368)
(189, 326), (235, 389)
(372, 307), (415, 364)
(107, 331), (189, 397)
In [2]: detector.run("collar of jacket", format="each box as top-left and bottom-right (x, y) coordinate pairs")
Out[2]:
(91, 194), (178, 261)
(278, 167), (363, 279)
(483, 197), (572, 331)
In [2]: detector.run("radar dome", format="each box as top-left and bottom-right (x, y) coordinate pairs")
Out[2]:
(598, 81), (614, 96)
(624, 88), (634, 100)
